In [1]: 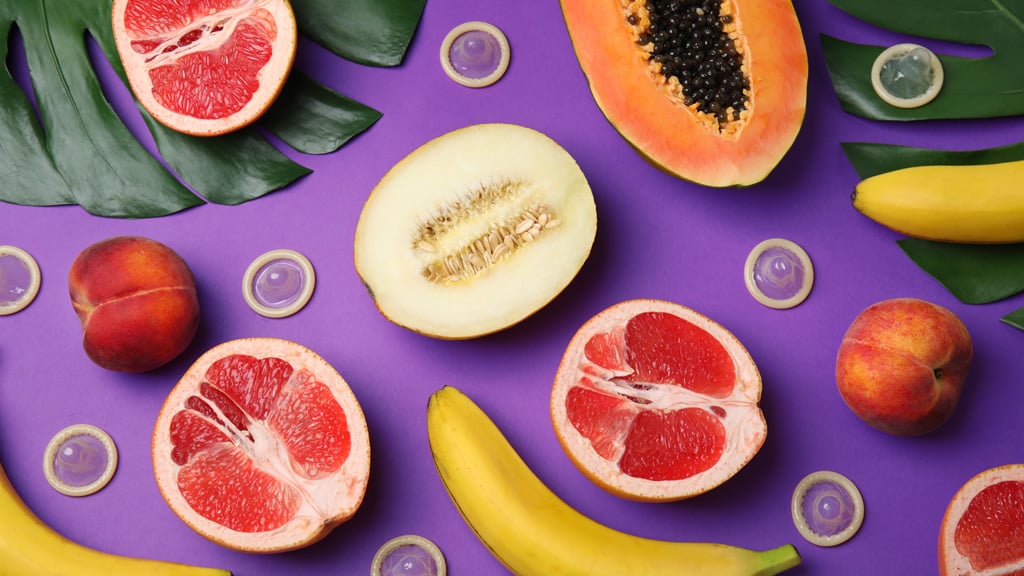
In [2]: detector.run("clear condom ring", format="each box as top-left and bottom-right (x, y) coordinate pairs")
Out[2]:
(440, 21), (510, 88)
(43, 424), (118, 497)
(243, 249), (316, 318)
(371, 534), (447, 576)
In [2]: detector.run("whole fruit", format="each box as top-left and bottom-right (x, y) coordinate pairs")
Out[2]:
(69, 236), (199, 373)
(835, 298), (972, 436)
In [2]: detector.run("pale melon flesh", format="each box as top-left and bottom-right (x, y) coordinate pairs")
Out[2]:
(354, 123), (598, 339)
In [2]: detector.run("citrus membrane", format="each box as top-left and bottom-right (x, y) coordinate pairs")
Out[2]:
(112, 0), (298, 136)
(551, 298), (766, 501)
(152, 338), (370, 552)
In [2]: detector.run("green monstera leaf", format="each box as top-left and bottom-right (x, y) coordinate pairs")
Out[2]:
(822, 0), (1024, 121)
(843, 141), (1024, 331)
(0, 0), (425, 218)
(896, 239), (1024, 305)
(1002, 308), (1024, 330)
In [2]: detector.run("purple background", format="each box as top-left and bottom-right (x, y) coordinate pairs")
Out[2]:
(3, 1), (1024, 574)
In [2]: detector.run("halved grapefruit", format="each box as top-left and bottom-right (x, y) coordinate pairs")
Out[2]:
(112, 0), (298, 136)
(939, 464), (1024, 575)
(152, 338), (371, 553)
(551, 299), (766, 502)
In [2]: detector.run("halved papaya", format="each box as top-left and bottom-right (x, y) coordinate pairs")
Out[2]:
(560, 0), (808, 187)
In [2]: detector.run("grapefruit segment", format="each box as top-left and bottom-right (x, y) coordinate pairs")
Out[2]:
(153, 338), (370, 553)
(621, 311), (736, 397)
(552, 299), (766, 501)
(178, 445), (301, 533)
(940, 464), (1024, 575)
(267, 373), (351, 479)
(619, 408), (726, 482)
(205, 354), (292, 419)
(565, 386), (638, 461)
(113, 0), (298, 136)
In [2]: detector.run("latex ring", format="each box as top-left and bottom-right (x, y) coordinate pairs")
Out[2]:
(43, 424), (118, 497)
(744, 238), (814, 309)
(243, 249), (316, 318)
(371, 534), (447, 576)
(0, 245), (41, 316)
(440, 21), (510, 88)
(791, 471), (865, 547)
(871, 43), (944, 109)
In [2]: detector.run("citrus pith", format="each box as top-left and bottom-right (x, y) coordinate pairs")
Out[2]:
(940, 464), (1024, 575)
(152, 338), (370, 553)
(551, 299), (766, 501)
(112, 0), (297, 136)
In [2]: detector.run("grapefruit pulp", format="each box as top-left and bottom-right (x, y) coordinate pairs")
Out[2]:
(112, 0), (298, 136)
(152, 338), (370, 552)
(940, 464), (1024, 575)
(551, 299), (766, 501)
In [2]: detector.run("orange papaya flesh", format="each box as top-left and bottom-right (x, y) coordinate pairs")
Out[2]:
(561, 0), (808, 187)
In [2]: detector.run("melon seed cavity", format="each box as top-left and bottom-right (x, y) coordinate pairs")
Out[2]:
(413, 179), (562, 284)
(624, 0), (751, 134)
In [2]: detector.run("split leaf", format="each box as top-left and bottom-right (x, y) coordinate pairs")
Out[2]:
(1001, 308), (1024, 330)
(263, 73), (383, 156)
(822, 0), (1024, 121)
(0, 0), (423, 218)
(292, 0), (426, 67)
(897, 240), (1024, 305)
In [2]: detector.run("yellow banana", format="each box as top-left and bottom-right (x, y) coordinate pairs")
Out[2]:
(0, 459), (230, 576)
(852, 159), (1024, 244)
(427, 386), (802, 576)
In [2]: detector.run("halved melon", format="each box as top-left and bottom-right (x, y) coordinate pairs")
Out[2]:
(560, 0), (808, 187)
(354, 123), (597, 339)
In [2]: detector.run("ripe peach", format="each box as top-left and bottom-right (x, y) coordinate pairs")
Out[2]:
(69, 236), (199, 373)
(835, 298), (972, 436)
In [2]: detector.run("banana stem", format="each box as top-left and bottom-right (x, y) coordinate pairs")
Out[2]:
(755, 544), (802, 576)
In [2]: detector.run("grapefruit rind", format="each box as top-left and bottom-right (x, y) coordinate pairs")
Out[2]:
(939, 464), (1024, 576)
(152, 338), (371, 553)
(551, 298), (766, 502)
(111, 0), (298, 137)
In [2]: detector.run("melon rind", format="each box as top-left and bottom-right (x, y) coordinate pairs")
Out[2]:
(551, 298), (767, 501)
(354, 123), (598, 340)
(152, 338), (371, 553)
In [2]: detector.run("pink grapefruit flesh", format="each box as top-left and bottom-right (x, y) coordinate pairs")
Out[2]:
(552, 299), (766, 501)
(112, 0), (297, 136)
(940, 464), (1024, 575)
(153, 338), (370, 552)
